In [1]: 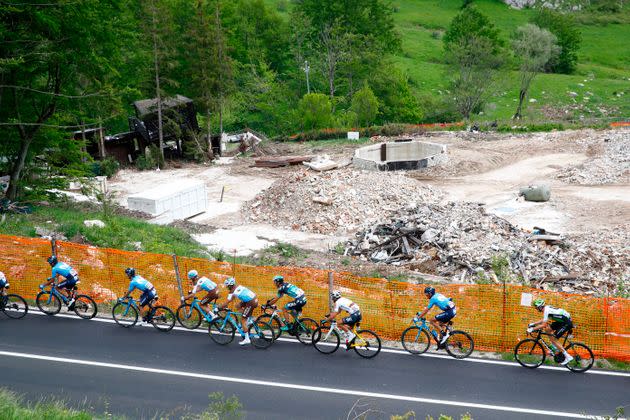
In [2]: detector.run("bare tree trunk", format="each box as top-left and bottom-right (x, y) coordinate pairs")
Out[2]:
(6, 136), (32, 201)
(150, 1), (165, 162)
(513, 89), (526, 119)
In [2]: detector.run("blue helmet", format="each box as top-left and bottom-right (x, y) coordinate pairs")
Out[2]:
(273, 275), (284, 284)
(224, 277), (236, 287)
(125, 267), (136, 278)
(47, 255), (58, 266)
(424, 286), (435, 297)
(188, 270), (198, 280)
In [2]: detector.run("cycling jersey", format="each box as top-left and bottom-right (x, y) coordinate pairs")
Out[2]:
(277, 282), (305, 299)
(543, 306), (571, 323)
(0, 271), (6, 288)
(128, 275), (155, 293)
(51, 262), (78, 281)
(227, 285), (256, 303)
(427, 293), (455, 311)
(192, 277), (217, 294)
(334, 297), (360, 314)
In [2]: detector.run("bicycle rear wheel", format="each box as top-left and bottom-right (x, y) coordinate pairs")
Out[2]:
(514, 338), (545, 368)
(249, 320), (274, 349)
(2, 294), (28, 319)
(151, 306), (176, 332)
(353, 329), (381, 359)
(256, 314), (282, 340)
(312, 325), (340, 354)
(36, 291), (61, 315)
(112, 302), (138, 327)
(208, 318), (236, 345)
(176, 304), (202, 329)
(73, 295), (97, 319)
(445, 331), (474, 359)
(401, 326), (431, 355)
(565, 342), (594, 373)
(295, 318), (318, 345)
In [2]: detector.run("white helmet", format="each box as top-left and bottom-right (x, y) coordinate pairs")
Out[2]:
(224, 277), (236, 287)
(187, 270), (198, 279)
(331, 290), (342, 300)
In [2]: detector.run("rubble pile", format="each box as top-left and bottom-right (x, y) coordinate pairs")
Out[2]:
(246, 168), (442, 234)
(556, 131), (630, 185)
(345, 202), (629, 294)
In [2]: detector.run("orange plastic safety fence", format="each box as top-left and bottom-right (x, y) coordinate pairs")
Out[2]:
(0, 233), (628, 362)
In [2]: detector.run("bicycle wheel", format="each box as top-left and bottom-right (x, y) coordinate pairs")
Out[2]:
(73, 295), (97, 319)
(249, 320), (274, 349)
(312, 325), (340, 354)
(353, 329), (381, 359)
(208, 317), (236, 345)
(514, 338), (545, 368)
(565, 342), (594, 373)
(151, 306), (176, 332)
(256, 314), (283, 340)
(2, 294), (28, 319)
(176, 304), (202, 329)
(295, 318), (318, 345)
(445, 331), (474, 359)
(36, 291), (61, 315)
(401, 326), (431, 355)
(112, 302), (138, 327)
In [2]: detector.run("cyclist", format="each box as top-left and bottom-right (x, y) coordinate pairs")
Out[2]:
(416, 286), (456, 346)
(182, 270), (219, 318)
(217, 277), (258, 345)
(266, 275), (306, 331)
(528, 298), (574, 365)
(0, 271), (8, 298)
(121, 268), (157, 322)
(41, 255), (79, 310)
(325, 290), (361, 348)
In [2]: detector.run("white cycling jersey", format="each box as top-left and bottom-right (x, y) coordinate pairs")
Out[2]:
(192, 277), (217, 294)
(543, 306), (571, 322)
(334, 297), (360, 314)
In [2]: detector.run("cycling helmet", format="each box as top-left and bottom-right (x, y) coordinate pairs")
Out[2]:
(424, 286), (436, 297)
(188, 270), (198, 280)
(532, 298), (545, 309)
(331, 290), (342, 301)
(47, 255), (58, 266)
(125, 267), (136, 278)
(224, 277), (236, 287)
(273, 275), (284, 284)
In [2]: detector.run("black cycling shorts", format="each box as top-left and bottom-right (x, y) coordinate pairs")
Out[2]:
(285, 296), (306, 312)
(342, 311), (362, 327)
(435, 307), (456, 323)
(140, 289), (157, 307)
(58, 277), (78, 290)
(550, 316), (573, 338)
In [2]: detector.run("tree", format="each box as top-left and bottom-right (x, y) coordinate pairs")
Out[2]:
(443, 7), (506, 120)
(298, 93), (333, 130)
(317, 21), (351, 106)
(531, 9), (581, 74)
(512, 24), (561, 119)
(351, 84), (379, 127)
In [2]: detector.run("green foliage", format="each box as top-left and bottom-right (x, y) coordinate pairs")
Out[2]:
(491, 254), (510, 281)
(298, 93), (333, 130)
(92, 158), (120, 179)
(443, 7), (504, 53)
(265, 242), (303, 258)
(351, 84), (379, 127)
(195, 392), (243, 420)
(531, 9), (581, 74)
(614, 280), (630, 298)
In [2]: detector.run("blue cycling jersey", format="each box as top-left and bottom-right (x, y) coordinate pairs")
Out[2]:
(128, 275), (155, 293)
(192, 277), (217, 293)
(0, 271), (6, 288)
(51, 262), (78, 281)
(428, 293), (455, 311)
(228, 285), (256, 303)
(277, 283), (304, 299)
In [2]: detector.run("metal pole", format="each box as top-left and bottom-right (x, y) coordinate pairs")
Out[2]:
(304, 60), (311, 94)
(172, 254), (184, 299)
(51, 238), (57, 257)
(328, 271), (334, 312)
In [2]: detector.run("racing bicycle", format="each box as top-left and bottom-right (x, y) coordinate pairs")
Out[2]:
(311, 320), (381, 358)
(257, 303), (318, 344)
(401, 316), (474, 359)
(208, 308), (274, 349)
(0, 292), (28, 319)
(176, 297), (218, 329)
(514, 327), (594, 373)
(36, 281), (97, 319)
(112, 296), (176, 332)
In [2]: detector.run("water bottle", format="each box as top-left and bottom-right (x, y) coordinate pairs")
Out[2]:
(549, 343), (557, 355)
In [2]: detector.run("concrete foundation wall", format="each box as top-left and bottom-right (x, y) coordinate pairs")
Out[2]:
(353, 141), (447, 171)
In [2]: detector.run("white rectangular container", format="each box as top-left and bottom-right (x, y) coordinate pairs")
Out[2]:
(127, 180), (207, 224)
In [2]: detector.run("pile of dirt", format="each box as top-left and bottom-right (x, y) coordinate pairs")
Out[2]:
(245, 168), (443, 235)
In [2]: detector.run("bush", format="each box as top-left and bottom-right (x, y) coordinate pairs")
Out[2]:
(531, 9), (581, 74)
(135, 144), (163, 171)
(298, 93), (333, 131)
(350, 84), (379, 127)
(98, 157), (120, 178)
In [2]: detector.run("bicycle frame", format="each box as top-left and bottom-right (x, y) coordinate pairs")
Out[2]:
(322, 322), (367, 348)
(118, 297), (142, 317)
(411, 317), (447, 342)
(215, 308), (248, 335)
(184, 298), (217, 322)
(530, 329), (571, 354)
(43, 283), (72, 305)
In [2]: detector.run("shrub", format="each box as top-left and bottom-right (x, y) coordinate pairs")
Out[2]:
(531, 9), (581, 74)
(298, 93), (333, 131)
(350, 84), (379, 127)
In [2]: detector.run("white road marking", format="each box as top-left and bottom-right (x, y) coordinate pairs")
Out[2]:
(0, 350), (615, 419)
(18, 310), (630, 378)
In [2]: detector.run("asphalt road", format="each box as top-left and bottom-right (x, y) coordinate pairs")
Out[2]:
(1, 313), (628, 419)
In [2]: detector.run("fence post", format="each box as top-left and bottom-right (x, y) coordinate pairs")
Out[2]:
(328, 271), (334, 312)
(172, 254), (184, 299)
(51, 238), (57, 257)
(502, 278), (507, 352)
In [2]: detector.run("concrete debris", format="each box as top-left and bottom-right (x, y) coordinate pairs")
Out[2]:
(519, 184), (551, 202)
(83, 219), (106, 228)
(253, 155), (314, 168)
(344, 202), (629, 294)
(304, 155), (339, 172)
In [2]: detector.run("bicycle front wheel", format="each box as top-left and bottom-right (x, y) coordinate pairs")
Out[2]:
(514, 338), (545, 368)
(249, 320), (274, 349)
(312, 325), (340, 354)
(209, 317), (236, 345)
(445, 331), (474, 359)
(565, 342), (594, 373)
(353, 329), (381, 359)
(401, 326), (431, 355)
(176, 304), (202, 329)
(295, 318), (318, 345)
(2, 294), (28, 319)
(112, 302), (138, 327)
(256, 314), (282, 340)
(36, 291), (61, 315)
(73, 295), (97, 319)
(151, 306), (176, 332)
